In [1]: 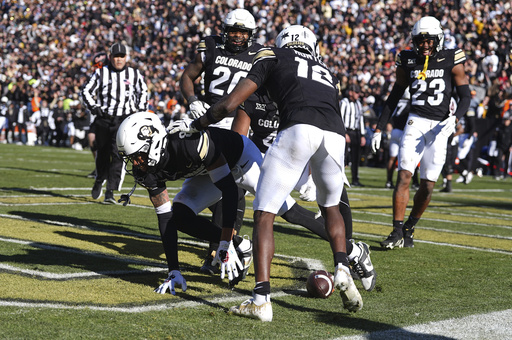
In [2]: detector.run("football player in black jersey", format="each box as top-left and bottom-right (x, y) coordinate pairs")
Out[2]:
(179, 9), (329, 276)
(371, 16), (471, 249)
(179, 8), (260, 274)
(232, 91), (377, 293)
(117, 111), (334, 295)
(172, 25), (364, 321)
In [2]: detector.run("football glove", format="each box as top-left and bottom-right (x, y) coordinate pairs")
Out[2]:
(371, 131), (382, 153)
(168, 119), (200, 134)
(189, 100), (210, 119)
(91, 106), (105, 118)
(154, 270), (187, 295)
(212, 240), (243, 281)
(440, 116), (457, 137)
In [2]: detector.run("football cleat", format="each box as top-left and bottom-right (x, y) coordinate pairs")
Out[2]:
(103, 190), (116, 204)
(380, 228), (404, 249)
(229, 236), (253, 287)
(200, 253), (220, 275)
(229, 298), (273, 322)
(87, 169), (97, 179)
(334, 264), (363, 312)
(403, 226), (415, 248)
(91, 180), (103, 200)
(385, 181), (395, 189)
(350, 242), (376, 291)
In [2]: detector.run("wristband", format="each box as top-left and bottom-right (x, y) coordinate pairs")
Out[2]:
(206, 109), (222, 124)
(191, 119), (204, 131)
(187, 95), (199, 104)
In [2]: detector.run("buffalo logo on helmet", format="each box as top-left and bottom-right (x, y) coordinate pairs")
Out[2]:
(137, 125), (159, 141)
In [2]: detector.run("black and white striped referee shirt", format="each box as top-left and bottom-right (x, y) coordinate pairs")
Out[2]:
(340, 97), (364, 134)
(82, 64), (148, 117)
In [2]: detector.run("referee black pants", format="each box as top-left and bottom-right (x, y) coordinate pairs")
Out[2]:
(94, 117), (125, 191)
(346, 129), (362, 184)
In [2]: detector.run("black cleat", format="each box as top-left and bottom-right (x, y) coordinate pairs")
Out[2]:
(385, 181), (395, 189)
(91, 180), (103, 200)
(200, 254), (220, 275)
(103, 190), (116, 204)
(380, 228), (404, 249)
(403, 226), (415, 248)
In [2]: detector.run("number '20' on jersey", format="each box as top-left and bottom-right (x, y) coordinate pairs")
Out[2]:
(199, 36), (263, 106)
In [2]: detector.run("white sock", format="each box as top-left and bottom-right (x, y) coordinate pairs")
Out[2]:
(253, 293), (270, 305)
(347, 243), (361, 261)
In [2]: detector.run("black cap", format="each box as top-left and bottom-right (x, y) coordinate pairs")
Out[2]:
(110, 43), (127, 56)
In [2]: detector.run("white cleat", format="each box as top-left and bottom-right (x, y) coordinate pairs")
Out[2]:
(229, 298), (273, 322)
(334, 265), (363, 312)
(351, 242), (377, 292)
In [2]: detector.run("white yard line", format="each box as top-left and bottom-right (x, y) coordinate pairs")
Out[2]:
(334, 309), (512, 340)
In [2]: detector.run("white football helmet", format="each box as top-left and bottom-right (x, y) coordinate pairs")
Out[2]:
(275, 25), (319, 59)
(411, 16), (444, 57)
(222, 9), (256, 52)
(117, 112), (168, 169)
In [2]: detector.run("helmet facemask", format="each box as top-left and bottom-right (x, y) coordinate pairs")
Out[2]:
(223, 26), (253, 53)
(117, 112), (168, 177)
(222, 9), (256, 53)
(411, 16), (444, 58)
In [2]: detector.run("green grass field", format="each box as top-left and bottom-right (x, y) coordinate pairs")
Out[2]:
(0, 143), (511, 339)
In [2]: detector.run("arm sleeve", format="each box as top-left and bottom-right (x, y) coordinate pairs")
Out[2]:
(157, 211), (179, 271)
(211, 174), (238, 230)
(453, 84), (471, 120)
(376, 84), (407, 131)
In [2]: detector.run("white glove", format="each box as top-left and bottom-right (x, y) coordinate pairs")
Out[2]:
(189, 100), (210, 119)
(168, 119), (200, 135)
(154, 270), (187, 295)
(212, 240), (242, 281)
(440, 116), (457, 137)
(371, 131), (382, 153)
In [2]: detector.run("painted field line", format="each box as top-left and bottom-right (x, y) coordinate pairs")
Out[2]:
(0, 263), (165, 279)
(335, 309), (512, 340)
(0, 291), (290, 313)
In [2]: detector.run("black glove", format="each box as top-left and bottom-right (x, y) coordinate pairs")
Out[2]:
(91, 106), (103, 117)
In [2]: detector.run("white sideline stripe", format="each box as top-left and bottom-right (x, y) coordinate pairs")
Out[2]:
(0, 263), (165, 279)
(335, 309), (512, 340)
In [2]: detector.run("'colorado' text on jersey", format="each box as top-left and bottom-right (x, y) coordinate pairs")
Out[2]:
(199, 36), (263, 106)
(397, 48), (466, 121)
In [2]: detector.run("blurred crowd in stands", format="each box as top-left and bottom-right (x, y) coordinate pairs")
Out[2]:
(0, 0), (511, 178)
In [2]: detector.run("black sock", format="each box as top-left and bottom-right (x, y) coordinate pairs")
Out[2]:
(404, 216), (420, 228)
(254, 281), (271, 296)
(393, 220), (404, 235)
(445, 179), (452, 191)
(333, 252), (350, 268)
(281, 203), (328, 241)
